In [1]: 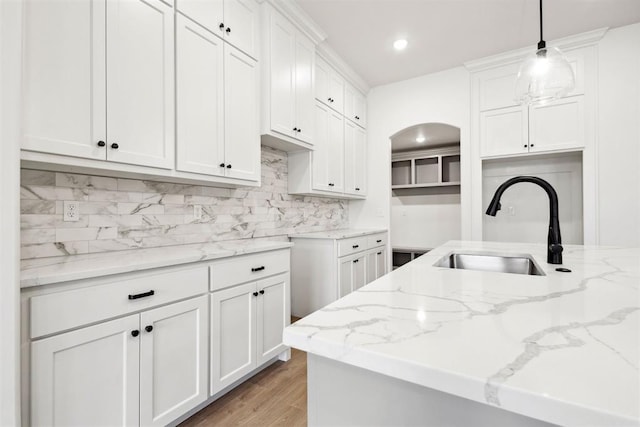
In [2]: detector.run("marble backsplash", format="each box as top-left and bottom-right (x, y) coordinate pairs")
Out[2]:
(20, 146), (348, 259)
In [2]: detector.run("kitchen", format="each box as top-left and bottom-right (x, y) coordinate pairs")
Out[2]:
(1, 0), (639, 426)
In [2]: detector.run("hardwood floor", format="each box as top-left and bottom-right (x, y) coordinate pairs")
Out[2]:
(180, 348), (307, 426)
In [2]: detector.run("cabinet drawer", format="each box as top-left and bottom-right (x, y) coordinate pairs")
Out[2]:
(337, 237), (367, 257)
(367, 233), (387, 249)
(30, 265), (208, 339)
(210, 249), (289, 291)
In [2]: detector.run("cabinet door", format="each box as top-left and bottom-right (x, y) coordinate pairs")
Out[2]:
(256, 273), (289, 365)
(22, 0), (106, 160)
(529, 96), (585, 153)
(315, 55), (331, 106)
(352, 255), (367, 291)
(328, 70), (345, 114)
(31, 315), (139, 426)
(224, 45), (260, 181)
(312, 102), (331, 192)
(106, 0), (174, 169)
(176, 15), (225, 176)
(210, 282), (257, 395)
(223, 0), (258, 59)
(176, 0), (223, 34)
(354, 90), (367, 128)
(267, 11), (296, 138)
(338, 257), (354, 298)
(140, 296), (208, 426)
(294, 32), (315, 145)
(344, 120), (366, 196)
(327, 110), (345, 192)
(480, 105), (528, 158)
(367, 248), (387, 284)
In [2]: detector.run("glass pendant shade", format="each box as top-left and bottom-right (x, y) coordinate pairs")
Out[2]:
(515, 46), (575, 105)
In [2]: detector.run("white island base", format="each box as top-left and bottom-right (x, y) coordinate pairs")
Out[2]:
(308, 354), (556, 427)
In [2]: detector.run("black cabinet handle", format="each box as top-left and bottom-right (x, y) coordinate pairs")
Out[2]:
(297, 128), (302, 133)
(145, 325), (153, 333)
(328, 183), (335, 187)
(259, 290), (265, 295)
(97, 140), (106, 147)
(353, 259), (359, 263)
(376, 239), (382, 243)
(352, 244), (359, 249)
(293, 127), (298, 132)
(355, 187), (360, 191)
(219, 162), (225, 167)
(377, 252), (382, 255)
(131, 330), (140, 337)
(111, 143), (119, 149)
(219, 23), (225, 30)
(226, 164), (232, 169)
(251, 266), (265, 272)
(355, 116), (360, 120)
(128, 290), (155, 300)
(226, 27), (231, 34)
(253, 292), (259, 297)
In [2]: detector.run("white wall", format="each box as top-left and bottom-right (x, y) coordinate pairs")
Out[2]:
(597, 23), (640, 247)
(0, 0), (22, 424)
(349, 67), (471, 245)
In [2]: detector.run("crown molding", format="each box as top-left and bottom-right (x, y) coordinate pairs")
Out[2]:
(264, 0), (327, 45)
(465, 27), (609, 72)
(316, 43), (370, 94)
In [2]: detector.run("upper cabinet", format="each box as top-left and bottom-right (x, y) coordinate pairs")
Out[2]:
(261, 4), (315, 150)
(344, 83), (367, 128)
(344, 120), (367, 196)
(22, 0), (174, 169)
(177, 0), (258, 59)
(176, 16), (259, 182)
(315, 55), (345, 115)
(474, 47), (592, 159)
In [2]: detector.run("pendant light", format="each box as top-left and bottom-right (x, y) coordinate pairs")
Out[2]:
(515, 0), (575, 105)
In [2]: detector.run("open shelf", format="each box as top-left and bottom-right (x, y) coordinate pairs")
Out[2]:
(391, 147), (460, 190)
(391, 160), (412, 186)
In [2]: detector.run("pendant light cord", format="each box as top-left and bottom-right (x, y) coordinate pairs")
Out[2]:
(538, 0), (546, 49)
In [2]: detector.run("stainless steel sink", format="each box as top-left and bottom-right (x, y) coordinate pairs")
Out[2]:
(434, 252), (545, 276)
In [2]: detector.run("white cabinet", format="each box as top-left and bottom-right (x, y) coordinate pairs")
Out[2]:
(261, 4), (315, 150)
(344, 83), (367, 128)
(324, 106), (345, 193)
(31, 296), (209, 427)
(480, 97), (585, 158)
(176, 15), (259, 182)
(290, 231), (388, 317)
(210, 272), (289, 394)
(177, 0), (258, 59)
(315, 55), (345, 115)
(344, 120), (367, 196)
(31, 315), (140, 426)
(22, 0), (174, 169)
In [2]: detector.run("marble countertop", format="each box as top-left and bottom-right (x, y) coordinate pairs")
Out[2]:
(21, 239), (293, 288)
(289, 228), (387, 239)
(283, 240), (640, 426)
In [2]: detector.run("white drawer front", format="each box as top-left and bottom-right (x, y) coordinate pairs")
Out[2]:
(337, 237), (368, 257)
(30, 265), (208, 339)
(367, 233), (387, 249)
(210, 249), (289, 291)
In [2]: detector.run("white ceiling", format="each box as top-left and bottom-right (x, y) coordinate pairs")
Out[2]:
(295, 0), (640, 88)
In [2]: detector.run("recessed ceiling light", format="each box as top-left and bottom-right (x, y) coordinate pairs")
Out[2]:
(393, 39), (408, 51)
(416, 136), (426, 143)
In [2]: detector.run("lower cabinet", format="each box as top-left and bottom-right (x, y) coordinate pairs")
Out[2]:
(31, 295), (208, 427)
(338, 253), (366, 297)
(210, 272), (289, 395)
(367, 247), (387, 283)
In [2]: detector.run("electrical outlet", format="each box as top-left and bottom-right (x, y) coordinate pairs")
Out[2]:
(194, 205), (203, 220)
(63, 201), (80, 222)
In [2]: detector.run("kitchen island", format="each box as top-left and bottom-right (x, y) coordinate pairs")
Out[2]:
(283, 240), (640, 426)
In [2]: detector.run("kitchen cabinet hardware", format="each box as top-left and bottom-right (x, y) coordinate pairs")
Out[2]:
(524, 144), (528, 148)
(352, 245), (359, 249)
(219, 23), (224, 30)
(259, 290), (265, 295)
(131, 330), (140, 337)
(226, 164), (232, 168)
(253, 292), (259, 297)
(293, 127), (298, 132)
(377, 252), (382, 255)
(297, 128), (302, 133)
(355, 116), (359, 120)
(355, 187), (360, 191)
(225, 27), (231, 34)
(328, 183), (335, 187)
(128, 290), (155, 300)
(353, 259), (359, 263)
(376, 240), (382, 243)
(530, 144), (534, 147)
(110, 143), (119, 149)
(251, 266), (265, 272)
(219, 163), (225, 167)
(97, 141), (106, 147)
(145, 325), (153, 333)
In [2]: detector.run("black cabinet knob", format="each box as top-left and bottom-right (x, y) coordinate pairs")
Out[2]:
(353, 259), (359, 263)
(355, 187), (360, 191)
(145, 325), (153, 333)
(355, 116), (359, 120)
(219, 162), (225, 167)
(530, 144), (534, 147)
(111, 143), (119, 149)
(376, 239), (382, 243)
(297, 128), (302, 133)
(293, 127), (298, 132)
(131, 330), (139, 337)
(97, 140), (106, 147)
(253, 292), (259, 297)
(524, 144), (528, 148)
(226, 164), (232, 169)
(328, 183), (334, 187)
(226, 27), (231, 34)
(219, 23), (225, 30)
(259, 290), (265, 295)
